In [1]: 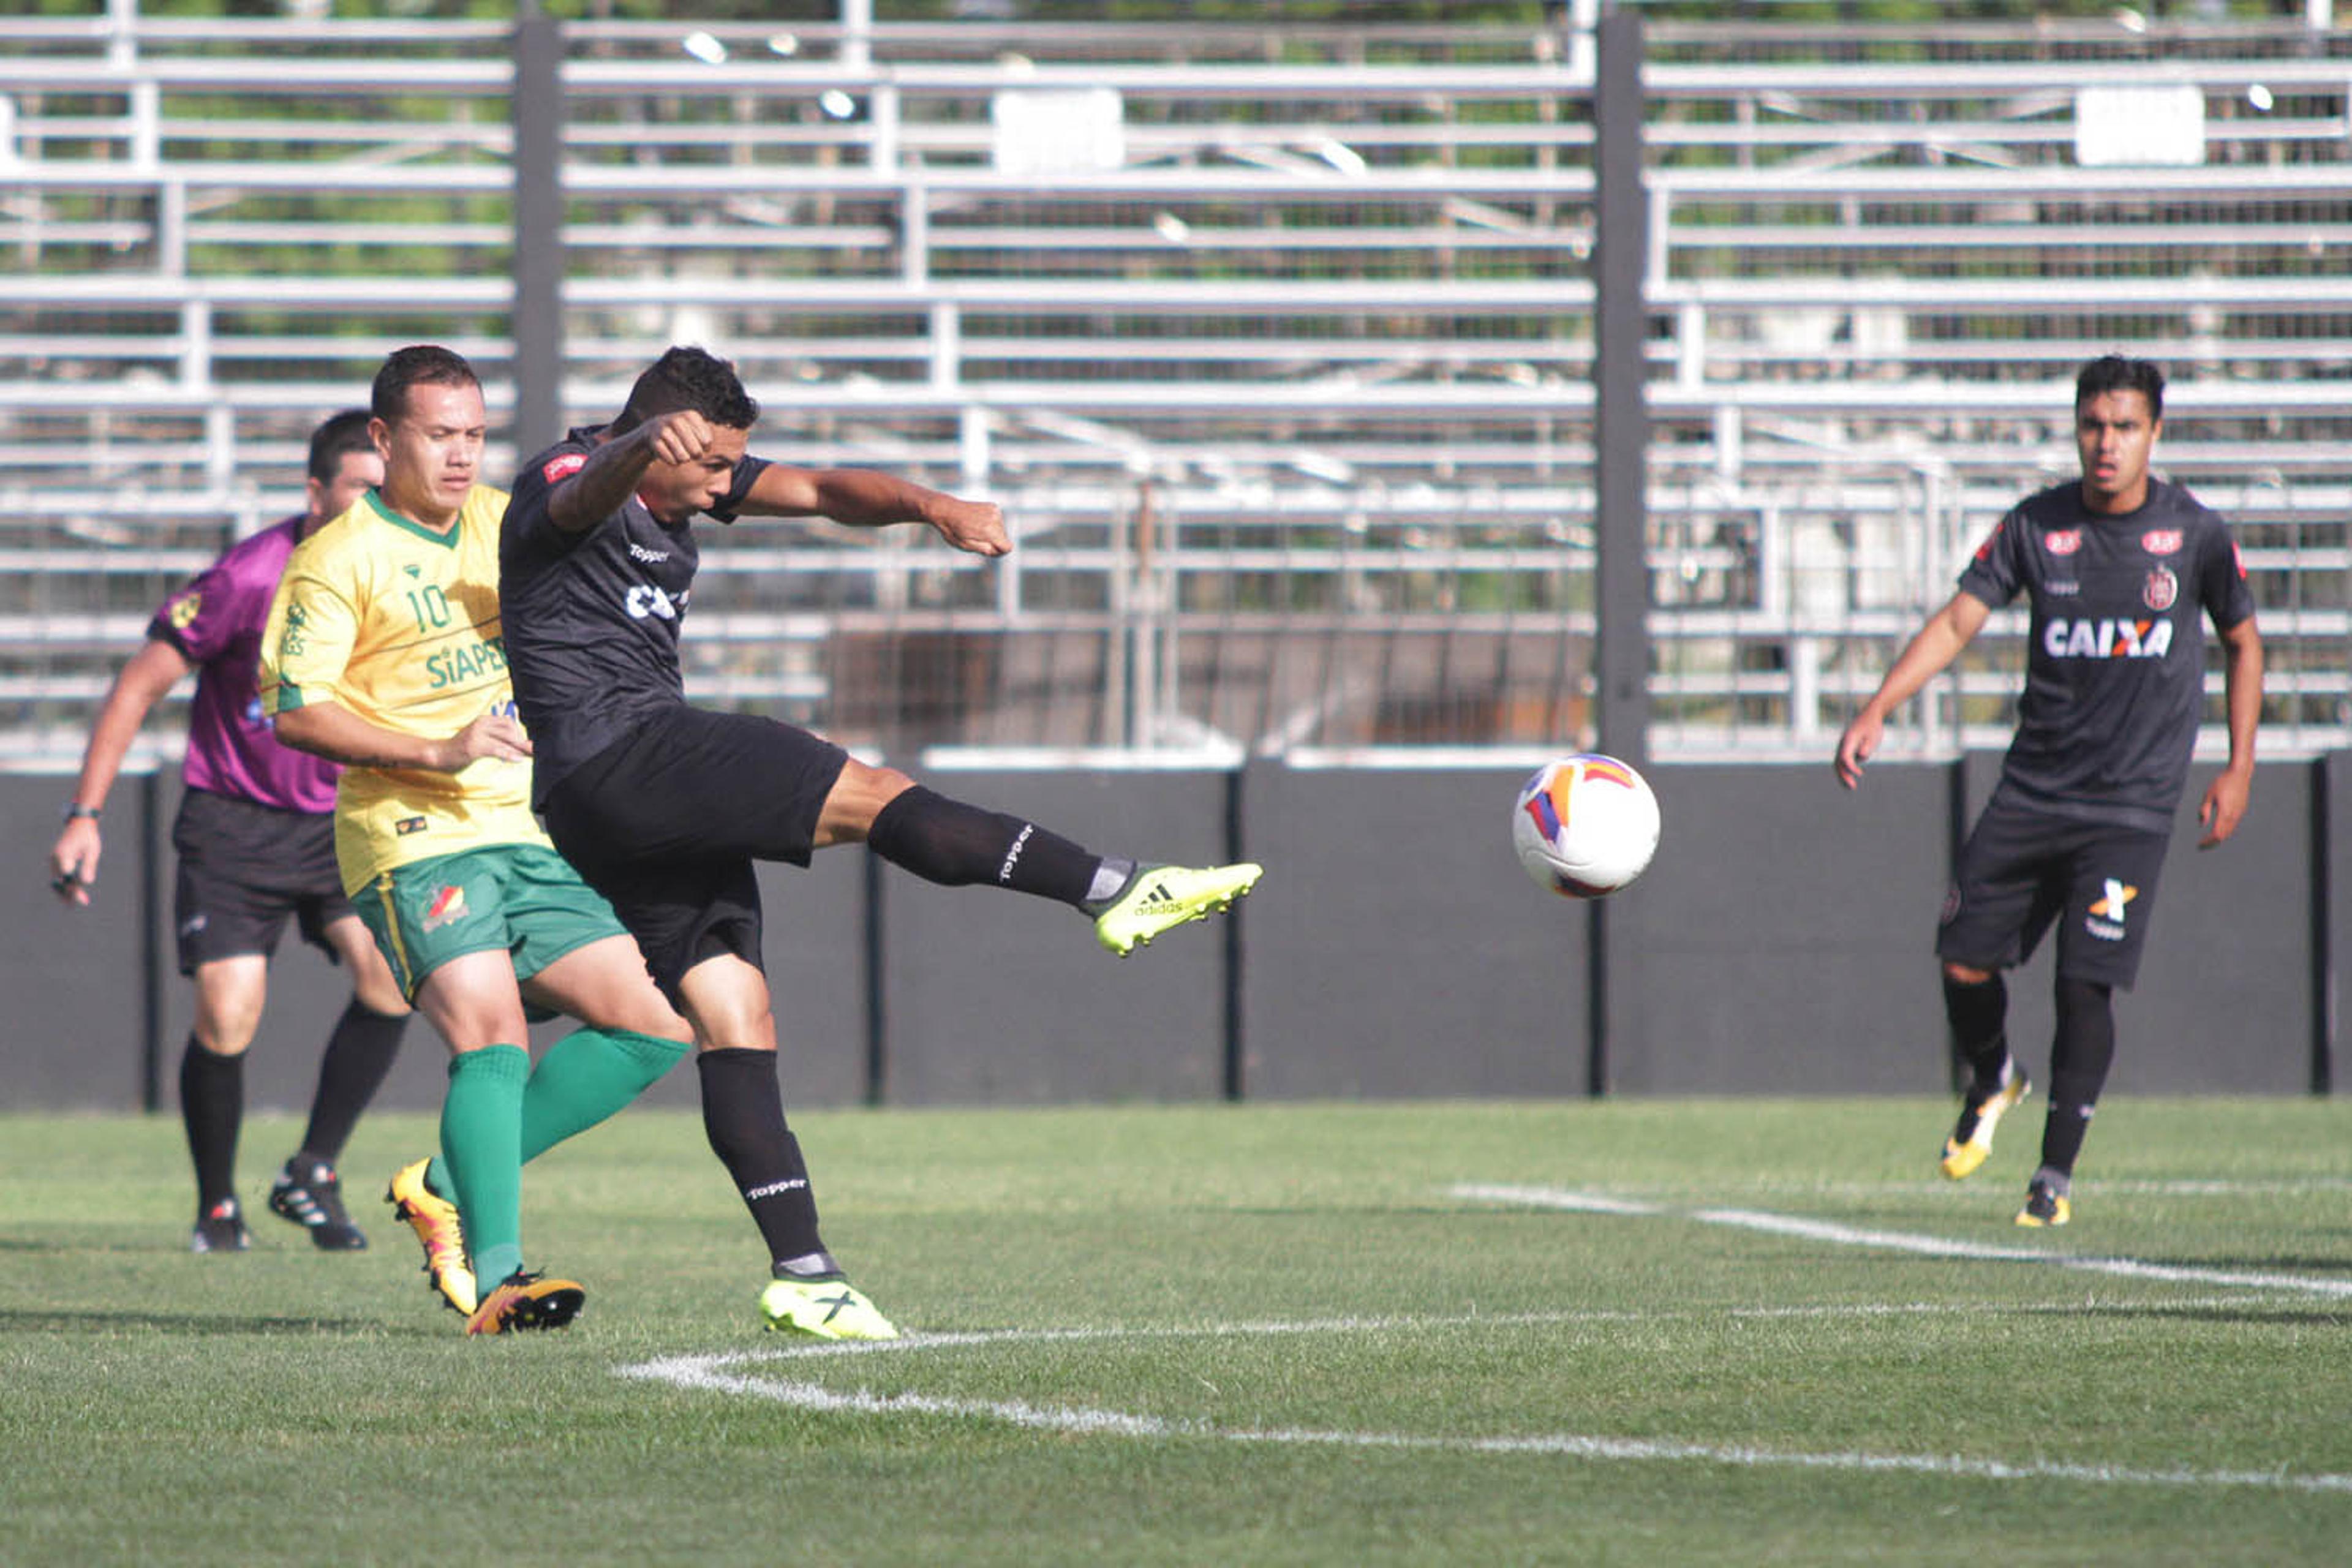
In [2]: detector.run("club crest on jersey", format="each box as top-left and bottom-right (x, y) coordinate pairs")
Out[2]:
(542, 453), (586, 484)
(2144, 566), (2178, 612)
(2045, 529), (2082, 556)
(2141, 529), (2182, 555)
(168, 592), (203, 629)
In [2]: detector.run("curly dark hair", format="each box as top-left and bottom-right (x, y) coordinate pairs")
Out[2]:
(2076, 353), (2164, 423)
(620, 345), (760, 432)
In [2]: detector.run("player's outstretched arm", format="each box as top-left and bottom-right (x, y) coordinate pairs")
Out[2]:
(276, 701), (530, 774)
(1833, 591), (1991, 790)
(50, 637), (192, 904)
(738, 464), (1011, 557)
(2198, 615), (2263, 848)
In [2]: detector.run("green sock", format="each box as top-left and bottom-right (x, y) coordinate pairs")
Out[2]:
(418, 1031), (686, 1270)
(440, 1044), (530, 1291)
(519, 1028), (692, 1164)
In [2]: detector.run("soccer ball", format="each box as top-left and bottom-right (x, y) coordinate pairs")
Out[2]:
(1510, 754), (1661, 898)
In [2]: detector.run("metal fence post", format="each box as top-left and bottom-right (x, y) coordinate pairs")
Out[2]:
(511, 0), (565, 453)
(1589, 4), (1649, 1098)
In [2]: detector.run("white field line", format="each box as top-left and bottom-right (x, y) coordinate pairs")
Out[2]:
(616, 1318), (2352, 1495)
(1453, 1182), (2352, 1300)
(1612, 1178), (2352, 1199)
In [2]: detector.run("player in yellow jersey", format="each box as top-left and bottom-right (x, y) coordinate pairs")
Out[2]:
(260, 345), (695, 1336)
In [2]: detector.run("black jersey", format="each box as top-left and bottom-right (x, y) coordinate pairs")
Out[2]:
(500, 426), (770, 807)
(1958, 477), (2254, 831)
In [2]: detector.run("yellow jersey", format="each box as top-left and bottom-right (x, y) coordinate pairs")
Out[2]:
(258, 484), (549, 894)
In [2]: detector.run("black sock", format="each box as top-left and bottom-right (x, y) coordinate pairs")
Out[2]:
(696, 1047), (829, 1273)
(1942, 971), (2010, 1094)
(179, 1038), (243, 1212)
(865, 784), (1100, 906)
(2034, 1115), (2092, 1186)
(294, 1000), (409, 1167)
(2040, 976), (2116, 1179)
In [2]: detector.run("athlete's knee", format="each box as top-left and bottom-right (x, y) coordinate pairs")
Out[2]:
(415, 953), (531, 1051)
(817, 761), (918, 845)
(677, 956), (776, 1052)
(603, 980), (695, 1046)
(192, 960), (268, 1053)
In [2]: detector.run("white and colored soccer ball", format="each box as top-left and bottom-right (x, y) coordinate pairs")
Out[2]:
(1510, 753), (1662, 899)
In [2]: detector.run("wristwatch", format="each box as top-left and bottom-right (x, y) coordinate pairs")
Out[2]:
(61, 803), (99, 822)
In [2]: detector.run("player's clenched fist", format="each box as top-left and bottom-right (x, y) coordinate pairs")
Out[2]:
(931, 497), (1011, 557)
(645, 410), (717, 466)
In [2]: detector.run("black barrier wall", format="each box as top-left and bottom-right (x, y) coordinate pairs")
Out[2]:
(0, 760), (2327, 1110)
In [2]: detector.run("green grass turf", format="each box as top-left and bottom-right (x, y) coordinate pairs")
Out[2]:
(4, 1097), (2351, 1566)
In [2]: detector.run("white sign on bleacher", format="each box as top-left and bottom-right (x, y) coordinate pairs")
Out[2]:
(2073, 84), (2206, 167)
(992, 88), (1126, 176)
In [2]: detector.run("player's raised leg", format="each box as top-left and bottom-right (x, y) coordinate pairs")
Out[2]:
(1938, 966), (2030, 1181)
(824, 762), (1261, 957)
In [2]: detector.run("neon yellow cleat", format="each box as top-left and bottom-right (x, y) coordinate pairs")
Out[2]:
(385, 1158), (478, 1316)
(2014, 1179), (2071, 1229)
(760, 1276), (900, 1341)
(1093, 862), (1263, 957)
(1939, 1071), (2031, 1181)
(465, 1271), (586, 1336)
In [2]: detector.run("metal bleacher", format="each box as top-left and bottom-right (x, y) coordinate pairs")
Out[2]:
(2, 4), (2348, 771)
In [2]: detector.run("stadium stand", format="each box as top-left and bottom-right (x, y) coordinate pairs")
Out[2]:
(1, 6), (2348, 767)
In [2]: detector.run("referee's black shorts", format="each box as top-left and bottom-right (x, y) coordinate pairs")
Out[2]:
(540, 706), (850, 1001)
(170, 788), (352, 976)
(1936, 791), (2173, 990)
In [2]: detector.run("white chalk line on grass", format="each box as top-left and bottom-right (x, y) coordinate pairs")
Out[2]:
(1452, 1183), (2352, 1300)
(616, 1317), (2352, 1496)
(1607, 1177), (2352, 1200)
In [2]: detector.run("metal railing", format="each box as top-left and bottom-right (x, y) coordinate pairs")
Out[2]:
(2, 6), (2346, 767)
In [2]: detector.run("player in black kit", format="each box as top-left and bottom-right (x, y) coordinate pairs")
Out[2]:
(499, 347), (1261, 1333)
(1834, 355), (2263, 1227)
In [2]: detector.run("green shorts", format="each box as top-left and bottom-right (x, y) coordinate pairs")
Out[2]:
(356, 843), (629, 1000)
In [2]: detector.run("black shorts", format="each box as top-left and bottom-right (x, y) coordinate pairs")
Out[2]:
(540, 706), (850, 1001)
(172, 788), (352, 976)
(1936, 791), (2173, 990)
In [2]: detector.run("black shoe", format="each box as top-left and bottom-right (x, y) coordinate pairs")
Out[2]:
(268, 1158), (368, 1251)
(2015, 1177), (2072, 1229)
(190, 1197), (251, 1254)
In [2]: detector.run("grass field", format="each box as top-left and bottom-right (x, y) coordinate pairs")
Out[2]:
(6, 1096), (2351, 1566)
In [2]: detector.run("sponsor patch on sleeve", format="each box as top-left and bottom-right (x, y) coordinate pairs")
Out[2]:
(541, 452), (587, 484)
